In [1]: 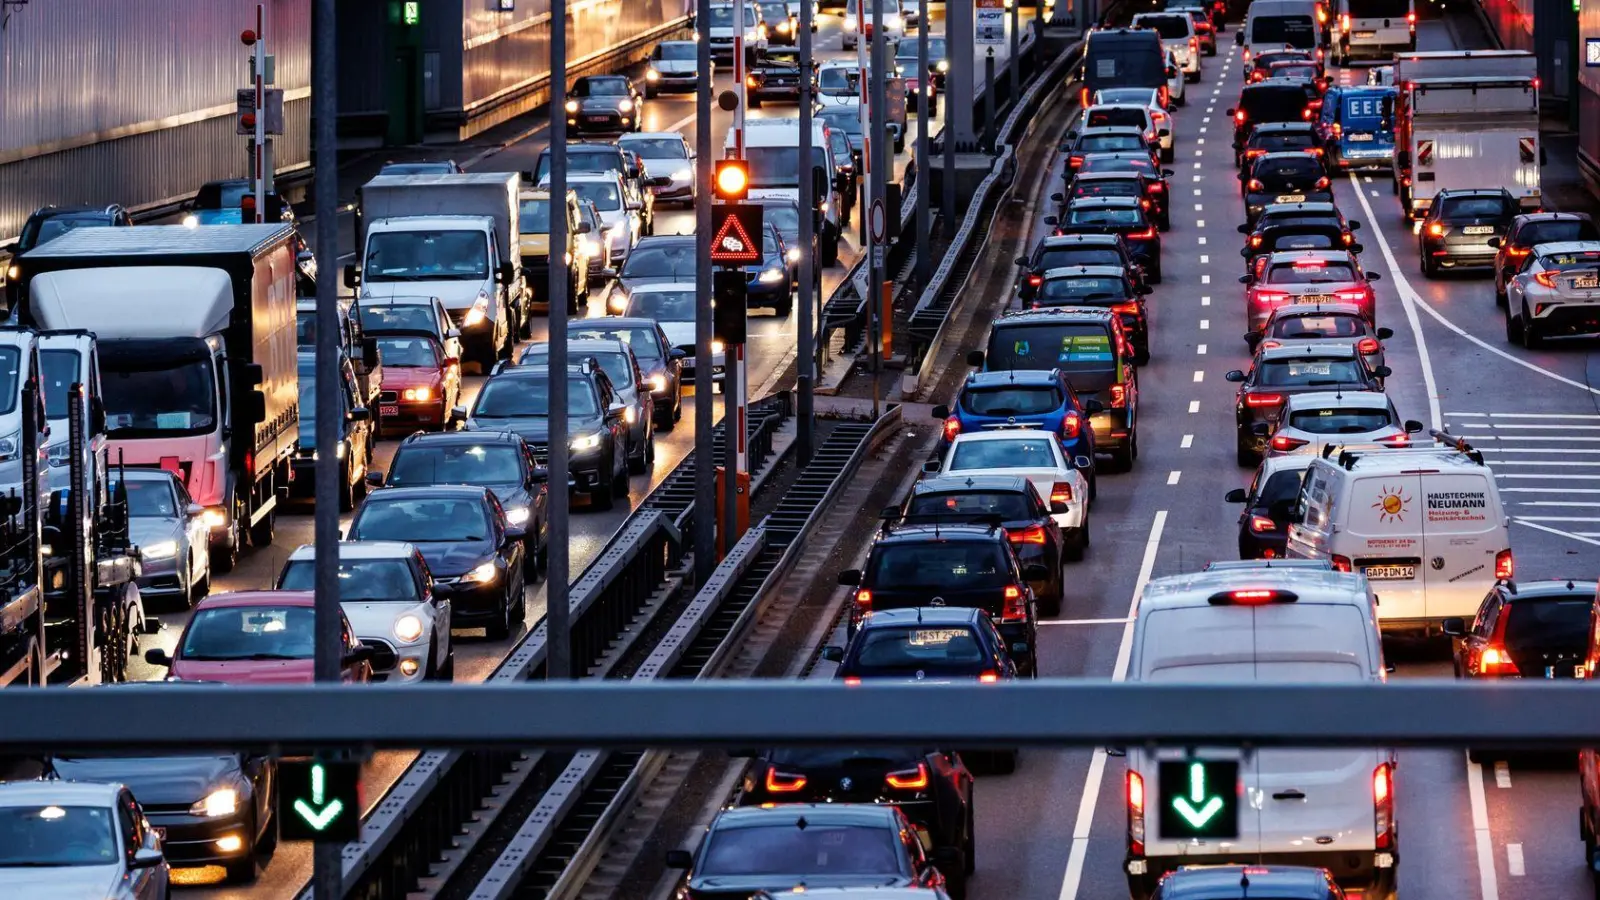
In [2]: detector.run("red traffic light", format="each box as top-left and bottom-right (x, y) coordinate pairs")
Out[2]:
(240, 28), (258, 46)
(239, 112), (257, 129)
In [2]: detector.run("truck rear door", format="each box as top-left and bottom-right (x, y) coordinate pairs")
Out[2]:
(1420, 471), (1503, 621)
(1344, 473), (1426, 622)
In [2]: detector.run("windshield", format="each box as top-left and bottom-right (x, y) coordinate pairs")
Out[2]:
(1137, 14), (1191, 37)
(0, 805), (119, 867)
(620, 137), (688, 159)
(1264, 230), (1337, 251)
(102, 356), (217, 437)
(112, 478), (177, 518)
(626, 289), (696, 321)
(364, 230), (488, 282)
(759, 1), (787, 21)
(1266, 261), (1357, 284)
(378, 162), (456, 175)
(1087, 108), (1148, 128)
(1439, 195), (1512, 219)
(571, 181), (622, 211)
(1273, 63), (1319, 80)
(761, 204), (801, 238)
(179, 605), (316, 661)
(987, 324), (1118, 378)
(871, 542), (1010, 589)
(519, 199), (552, 233)
(1078, 134), (1146, 153)
(816, 109), (863, 136)
(570, 326), (664, 360)
(577, 77), (629, 96)
(959, 385), (1062, 416)
(1240, 87), (1309, 122)
(1067, 206), (1143, 226)
(1540, 250), (1600, 270)
(279, 559), (421, 603)
(851, 625), (992, 673)
(1079, 155), (1157, 176)
(1085, 42), (1166, 86)
(1287, 407), (1391, 434)
(351, 496), (491, 542)
(361, 303), (436, 334)
(1505, 596), (1592, 650)
(908, 491), (1033, 520)
(766, 746), (926, 767)
(1347, 0), (1413, 16)
(377, 336), (440, 367)
(1098, 88), (1158, 104)
(1253, 157), (1324, 182)
(699, 823), (901, 877)
(1252, 132), (1316, 152)
(708, 5), (760, 27)
(39, 348), (78, 419)
(1040, 275), (1131, 304)
(534, 149), (622, 182)
(1257, 357), (1364, 386)
(818, 66), (857, 92)
(657, 42), (696, 60)
(621, 242), (697, 279)
(474, 376), (598, 417)
(745, 146), (829, 188)
(389, 443), (525, 488)
(1250, 14), (1316, 46)
(526, 350), (634, 389)
(1270, 313), (1366, 338)
(950, 437), (1059, 470)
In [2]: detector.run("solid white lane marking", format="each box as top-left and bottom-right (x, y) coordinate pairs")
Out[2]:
(1500, 474), (1600, 480)
(1494, 761), (1511, 788)
(1056, 511), (1167, 900)
(1188, 400), (1201, 413)
(1507, 844), (1525, 877)
(1463, 434), (1600, 441)
(1516, 501), (1600, 507)
(1193, 370), (1204, 383)
(1516, 515), (1600, 522)
(1448, 412), (1600, 419)
(1040, 617), (1133, 626)
(1502, 487), (1600, 493)
(1197, 344), (1207, 355)
(1167, 470), (1182, 485)
(1484, 461), (1600, 467)
(1465, 754), (1501, 900)
(1478, 448), (1600, 454)
(1181, 434), (1194, 448)
(1516, 519), (1600, 547)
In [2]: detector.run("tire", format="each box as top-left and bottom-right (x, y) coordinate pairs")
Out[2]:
(1206, 44), (1217, 56)
(590, 478), (615, 511)
(1064, 533), (1086, 563)
(612, 460), (630, 499)
(776, 296), (793, 317)
(212, 524), (240, 574)
(1161, 145), (1174, 163)
(486, 591), (513, 641)
(644, 85), (658, 99)
(1236, 435), (1259, 468)
(946, 867), (969, 900)
(1175, 90), (1187, 107)
(628, 436), (649, 474)
(523, 536), (542, 580)
(187, 567), (210, 609)
(1495, 276), (1508, 308)
(337, 458), (356, 512)
(964, 802), (976, 875)
(1520, 305), (1544, 349)
(438, 647), (456, 680)
(1505, 304), (1524, 343)
(748, 94), (762, 109)
(1185, 70), (1200, 84)
(248, 507), (274, 548)
(1420, 252), (1438, 279)
(1134, 344), (1151, 366)
(1110, 444), (1135, 472)
(822, 232), (840, 267)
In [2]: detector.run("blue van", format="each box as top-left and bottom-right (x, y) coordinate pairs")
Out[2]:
(1316, 85), (1396, 171)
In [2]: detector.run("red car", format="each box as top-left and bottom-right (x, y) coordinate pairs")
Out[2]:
(1241, 249), (1378, 333)
(373, 332), (460, 433)
(144, 591), (372, 684)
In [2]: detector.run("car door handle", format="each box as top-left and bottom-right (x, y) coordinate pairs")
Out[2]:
(1272, 789), (1306, 800)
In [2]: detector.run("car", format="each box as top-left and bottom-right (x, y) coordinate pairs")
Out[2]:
(1240, 151), (1332, 224)
(1225, 454), (1314, 559)
(569, 316), (685, 427)
(1267, 59), (1327, 93)
(1240, 220), (1354, 273)
(898, 473), (1071, 600)
(1262, 391), (1421, 458)
(1151, 865), (1348, 898)
(559, 172), (641, 273)
(1131, 11), (1202, 82)
(518, 187), (591, 316)
(1058, 172), (1166, 231)
(458, 360), (631, 509)
(894, 34), (949, 91)
(1083, 103), (1168, 158)
(1032, 265), (1151, 361)
(377, 159), (463, 175)
(618, 132), (696, 205)
(815, 105), (868, 163)
(1246, 47), (1322, 83)
(290, 351), (374, 512)
(372, 332), (459, 434)
(923, 430), (1090, 568)
(1446, 578), (1597, 683)
(1064, 126), (1158, 172)
(277, 540), (455, 678)
(370, 430), (551, 572)
(1229, 81), (1316, 160)
(842, 0), (907, 50)
(1068, 152), (1174, 219)
(530, 142), (656, 228)
(574, 198), (609, 285)
(971, 307), (1141, 470)
(1504, 240), (1600, 347)
(1491, 212), (1600, 304)
(144, 591), (373, 684)
(664, 804), (953, 900)
(565, 74), (643, 133)
(1241, 250), (1379, 332)
(1093, 86), (1165, 110)
(117, 468), (212, 608)
(932, 368), (1101, 484)
(743, 221), (796, 314)
(1418, 188), (1519, 277)
(1016, 233), (1147, 301)
(346, 487), (528, 641)
(621, 282), (727, 386)
(1172, 6), (1218, 55)
(706, 2), (767, 59)
(16, 204), (132, 254)
(747, 47), (805, 105)
(1246, 302), (1392, 377)
(1242, 200), (1360, 249)
(1225, 343), (1389, 465)
(0, 781), (170, 898)
(644, 40), (705, 96)
(814, 59), (863, 111)
(514, 338), (656, 473)
(51, 744), (277, 883)
(1239, 122), (1324, 169)
(606, 234), (696, 308)
(181, 178), (296, 226)
(759, 890), (952, 900)
(734, 745), (975, 894)
(358, 294), (462, 361)
(755, 196), (812, 277)
(1054, 196), (1162, 281)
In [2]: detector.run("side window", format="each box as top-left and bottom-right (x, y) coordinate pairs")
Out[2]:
(1473, 595), (1502, 637)
(115, 791), (141, 864)
(1520, 255), (1540, 275)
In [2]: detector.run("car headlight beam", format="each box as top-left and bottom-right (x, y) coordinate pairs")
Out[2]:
(571, 432), (603, 452)
(463, 561), (499, 585)
(505, 506), (531, 527)
(759, 268), (785, 284)
(141, 540), (179, 561)
(190, 788), (239, 818)
(394, 613), (426, 643)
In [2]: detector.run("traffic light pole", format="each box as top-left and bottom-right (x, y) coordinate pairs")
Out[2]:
(547, 0), (573, 681)
(693, 0), (717, 583)
(914, 0), (930, 296)
(251, 3), (269, 224)
(797, 0), (815, 465)
(725, 0), (748, 556)
(870, 0), (888, 418)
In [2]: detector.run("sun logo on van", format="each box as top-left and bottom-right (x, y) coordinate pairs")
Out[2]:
(1372, 484), (1411, 523)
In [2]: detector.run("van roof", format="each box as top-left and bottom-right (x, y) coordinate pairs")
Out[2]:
(1141, 562), (1371, 610)
(1312, 444), (1491, 474)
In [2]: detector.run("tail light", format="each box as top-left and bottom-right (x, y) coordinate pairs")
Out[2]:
(1244, 391), (1284, 408)
(1010, 524), (1049, 545)
(1081, 86), (1090, 107)
(1050, 482), (1073, 505)
(885, 763), (930, 789)
(1235, 109), (1248, 124)
(1340, 12), (1350, 31)
(1141, 198), (1152, 209)
(1271, 434), (1309, 451)
(1505, 246), (1531, 258)
(844, 676), (862, 686)
(1336, 289), (1371, 303)
(1070, 155), (1084, 168)
(1315, 177), (1330, 189)
(1127, 771), (1146, 856)
(1189, 37), (1199, 52)
(1259, 339), (1282, 350)
(1249, 234), (1264, 248)
(1427, 222), (1445, 237)
(1247, 179), (1265, 191)
(1331, 123), (1343, 138)
(1376, 433), (1411, 446)
(1251, 289), (1290, 306)
(1146, 181), (1164, 193)
(1108, 384), (1128, 407)
(1302, 107), (1314, 120)
(1534, 271), (1559, 288)
(1373, 762), (1395, 850)
(1061, 413), (1082, 439)
(855, 588), (873, 609)
(978, 670), (1000, 683)
(1159, 85), (1170, 108)
(1111, 301), (1140, 315)
(1480, 645), (1520, 676)
(1331, 554), (1352, 572)
(1128, 227), (1156, 240)
(943, 416), (961, 442)
(1249, 515), (1278, 533)
(1495, 548), (1514, 580)
(1028, 273), (1044, 287)
(1245, 148), (1268, 159)
(1407, 10), (1416, 23)
(1357, 337), (1381, 355)
(765, 769), (808, 792)
(1001, 584), (1027, 620)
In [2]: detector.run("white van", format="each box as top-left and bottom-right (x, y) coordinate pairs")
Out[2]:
(1238, 0), (1323, 61)
(1131, 11), (1201, 83)
(725, 117), (844, 266)
(1334, 0), (1414, 64)
(1285, 437), (1513, 635)
(1123, 559), (1396, 900)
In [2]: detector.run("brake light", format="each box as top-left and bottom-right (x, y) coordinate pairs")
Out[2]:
(1249, 515), (1278, 533)
(1406, 10), (1416, 23)
(978, 670), (1001, 684)
(1235, 109), (1247, 124)
(1146, 181), (1164, 192)
(1505, 246), (1531, 258)
(1357, 337), (1381, 355)
(1374, 762), (1395, 849)
(1249, 234), (1263, 248)
(1080, 86), (1090, 107)
(1070, 155), (1084, 168)
(1315, 177), (1330, 189)
(1245, 148), (1268, 159)
(1111, 301), (1140, 315)
(1128, 227), (1156, 240)
(1159, 85), (1170, 108)
(943, 416), (961, 442)
(1127, 770), (1146, 856)
(1480, 645), (1520, 676)
(1293, 258), (1326, 268)
(855, 588), (872, 609)
(1252, 289), (1291, 305)
(1377, 433), (1411, 446)
(1271, 434), (1309, 451)
(1331, 123), (1342, 138)
(1534, 271), (1558, 288)
(1336, 289), (1371, 303)
(1331, 554), (1352, 572)
(844, 676), (862, 686)
(1010, 524), (1049, 545)
(1061, 413), (1082, 439)
(1302, 107), (1314, 120)
(1342, 231), (1355, 245)
(765, 769), (808, 792)
(885, 763), (930, 789)
(1108, 384), (1128, 407)
(1050, 481), (1074, 504)
(1230, 589), (1278, 604)
(1189, 37), (1198, 52)
(1340, 12), (1350, 31)
(1028, 273), (1043, 286)
(1427, 222), (1445, 237)
(1002, 584), (1027, 620)
(1495, 548), (1514, 580)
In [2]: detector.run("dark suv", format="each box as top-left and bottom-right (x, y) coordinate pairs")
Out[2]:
(1034, 265), (1151, 361)
(1229, 81), (1315, 162)
(1225, 343), (1389, 466)
(1419, 188), (1518, 277)
(1053, 197), (1161, 280)
(16, 204), (132, 254)
(898, 473), (1072, 602)
(1241, 151), (1332, 224)
(1492, 211), (1600, 304)
(1016, 233), (1146, 301)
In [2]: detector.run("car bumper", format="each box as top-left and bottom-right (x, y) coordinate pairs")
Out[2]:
(378, 396), (448, 429)
(1128, 849), (1394, 899)
(1089, 411), (1135, 451)
(435, 578), (510, 625)
(1335, 143), (1394, 168)
(568, 113), (635, 132)
(1527, 300), (1600, 334)
(649, 74), (699, 91)
(147, 810), (258, 866)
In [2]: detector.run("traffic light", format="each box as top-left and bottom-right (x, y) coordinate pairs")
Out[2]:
(713, 269), (748, 345)
(279, 758), (361, 842)
(240, 192), (286, 223)
(714, 159), (750, 201)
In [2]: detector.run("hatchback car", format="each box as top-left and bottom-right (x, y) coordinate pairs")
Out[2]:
(1246, 302), (1392, 377)
(1226, 344), (1389, 465)
(1492, 212), (1600, 304)
(1065, 126), (1158, 172)
(621, 282), (725, 385)
(1504, 240), (1600, 348)
(922, 431), (1090, 569)
(898, 473), (1071, 599)
(1445, 579), (1598, 685)
(1229, 82), (1316, 160)
(1262, 391), (1421, 458)
(932, 369), (1100, 479)
(1419, 188), (1519, 277)
(1083, 103), (1167, 155)
(570, 316), (686, 427)
(144, 591), (372, 684)
(1058, 171), (1169, 231)
(1241, 221), (1355, 273)
(290, 352), (374, 512)
(566, 74), (644, 134)
(1241, 250), (1378, 332)
(0, 781), (170, 897)
(644, 40), (704, 96)
(514, 339), (655, 473)
(1243, 201), (1360, 248)
(1071, 151), (1174, 196)
(1240, 151), (1332, 224)
(1225, 455), (1314, 559)
(1031, 265), (1151, 362)
(1016, 233), (1146, 301)
(1240, 122), (1325, 169)
(1056, 197), (1162, 281)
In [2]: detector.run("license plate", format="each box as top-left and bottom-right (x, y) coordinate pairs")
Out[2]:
(1573, 274), (1599, 289)
(1363, 564), (1415, 581)
(1546, 665), (1586, 678)
(1276, 194), (1306, 203)
(380, 405), (399, 417)
(1462, 225), (1495, 235)
(153, 826), (167, 841)
(1347, 133), (1375, 142)
(587, 115), (609, 123)
(1354, 30), (1377, 38)
(1297, 294), (1332, 302)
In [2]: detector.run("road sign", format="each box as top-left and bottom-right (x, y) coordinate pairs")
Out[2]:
(709, 203), (765, 266)
(976, 0), (1005, 45)
(1156, 759), (1239, 840)
(869, 198), (887, 246)
(280, 759), (361, 842)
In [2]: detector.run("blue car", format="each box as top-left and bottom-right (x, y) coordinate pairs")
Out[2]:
(742, 222), (796, 316)
(1315, 85), (1396, 172)
(931, 368), (1101, 497)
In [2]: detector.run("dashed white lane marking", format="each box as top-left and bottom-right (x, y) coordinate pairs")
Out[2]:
(1198, 237), (1207, 245)
(1199, 128), (1207, 135)
(1203, 116), (1211, 123)
(1197, 344), (1207, 355)
(1188, 400), (1201, 413)
(1199, 254), (1209, 264)
(1194, 203), (1203, 211)
(1494, 761), (1511, 788)
(1181, 434), (1194, 449)
(1201, 295), (1211, 306)
(1200, 318), (1210, 329)
(1371, 190), (1379, 197)
(1201, 274), (1210, 284)
(1167, 470), (1182, 485)
(1197, 219), (1205, 227)
(1055, 511), (1167, 900)
(1363, 175), (1373, 183)
(1194, 149), (1204, 156)
(1507, 844), (1525, 877)
(1192, 370), (1204, 383)
(1197, 137), (1205, 144)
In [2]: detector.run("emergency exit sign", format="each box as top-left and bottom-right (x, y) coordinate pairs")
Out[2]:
(403, 1), (420, 25)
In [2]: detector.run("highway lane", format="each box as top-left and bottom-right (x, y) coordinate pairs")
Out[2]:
(147, 12), (1011, 897)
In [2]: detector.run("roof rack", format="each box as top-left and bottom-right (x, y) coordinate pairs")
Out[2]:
(1330, 430), (1485, 469)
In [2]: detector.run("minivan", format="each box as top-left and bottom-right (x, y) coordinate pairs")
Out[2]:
(1081, 28), (1174, 110)
(1238, 0), (1322, 60)
(1334, 0), (1414, 63)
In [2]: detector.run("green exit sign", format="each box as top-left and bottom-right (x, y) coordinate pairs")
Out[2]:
(403, 1), (420, 25)
(279, 759), (361, 842)
(1156, 759), (1240, 840)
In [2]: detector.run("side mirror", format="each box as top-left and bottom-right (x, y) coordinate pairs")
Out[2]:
(1158, 128), (1171, 137)
(343, 263), (360, 288)
(1348, 219), (1362, 231)
(1051, 192), (1065, 202)
(934, 847), (964, 870)
(1225, 108), (1236, 117)
(342, 645), (375, 667)
(447, 327), (462, 339)
(1082, 399), (1104, 414)
(186, 502), (206, 518)
(449, 405), (468, 425)
(931, 404), (950, 419)
(837, 569), (862, 586)
(497, 262), (516, 285)
(131, 848), (165, 870)
(1023, 563), (1050, 581)
(1138, 285), (1152, 295)
(1376, 327), (1394, 339)
(1350, 242), (1365, 253)
(1441, 617), (1467, 637)
(1162, 169), (1174, 177)
(1074, 455), (1092, 470)
(1237, 223), (1251, 234)
(1043, 215), (1059, 226)
(1405, 419), (1424, 434)
(1225, 370), (1246, 383)
(670, 347), (687, 360)
(1225, 488), (1248, 503)
(1488, 236), (1502, 249)
(966, 349), (985, 367)
(921, 460), (941, 475)
(820, 645), (846, 662)
(665, 849), (694, 869)
(362, 336), (381, 370)
(607, 401), (627, 419)
(1105, 745), (1127, 757)
(1241, 248), (1252, 258)
(649, 175), (672, 187)
(575, 221), (593, 235)
(144, 648), (172, 668)
(349, 407), (371, 422)
(531, 466), (551, 483)
(601, 267), (618, 279)
(242, 390), (268, 426)
(365, 470), (384, 487)
(1014, 255), (1029, 267)
(1239, 275), (1252, 284)
(1366, 272), (1382, 282)
(1373, 365), (1393, 378)
(1166, 65), (1177, 78)
(503, 524), (527, 542)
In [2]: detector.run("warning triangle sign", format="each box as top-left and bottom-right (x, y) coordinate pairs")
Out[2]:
(709, 204), (764, 265)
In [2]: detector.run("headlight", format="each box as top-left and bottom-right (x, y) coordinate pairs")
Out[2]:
(141, 540), (179, 561)
(46, 441), (69, 468)
(648, 374), (667, 393)
(608, 293), (629, 313)
(671, 168), (692, 181)
(463, 561), (499, 585)
(759, 268), (784, 283)
(712, 340), (726, 354)
(394, 613), (426, 643)
(200, 507), (228, 529)
(571, 432), (604, 452)
(786, 248), (801, 263)
(646, 68), (661, 81)
(623, 406), (637, 424)
(619, 98), (634, 112)
(938, 60), (949, 72)
(0, 430), (19, 463)
(886, 13), (902, 29)
(504, 506), (531, 527)
(464, 294), (490, 327)
(565, 100), (579, 113)
(844, 16), (857, 30)
(403, 387), (432, 402)
(578, 236), (598, 256)
(778, 20), (791, 32)
(182, 215), (199, 228)
(190, 788), (238, 818)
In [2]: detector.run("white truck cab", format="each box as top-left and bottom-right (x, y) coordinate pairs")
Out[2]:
(0, 328), (49, 524)
(1285, 433), (1513, 634)
(36, 330), (105, 495)
(1123, 558), (1395, 900)
(728, 117), (845, 266)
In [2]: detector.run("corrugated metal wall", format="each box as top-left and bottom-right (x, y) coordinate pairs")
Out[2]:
(0, 0), (311, 240)
(1577, 0), (1600, 196)
(1477, 0), (1573, 102)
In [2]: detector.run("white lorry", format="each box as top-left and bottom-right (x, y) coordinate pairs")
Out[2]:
(727, 118), (845, 267)
(1392, 49), (1541, 219)
(347, 173), (526, 370)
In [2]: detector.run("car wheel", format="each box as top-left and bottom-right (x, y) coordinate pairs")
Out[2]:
(1505, 304), (1525, 343)
(1495, 279), (1508, 307)
(645, 84), (658, 99)
(212, 524), (240, 574)
(964, 801), (976, 874)
(1161, 145), (1174, 163)
(612, 456), (631, 497)
(1064, 531), (1086, 563)
(1520, 305), (1544, 349)
(438, 646), (456, 680)
(1420, 251), (1438, 279)
(187, 567), (209, 608)
(257, 807), (279, 856)
(486, 592), (512, 641)
(1236, 435), (1259, 468)
(628, 438), (648, 474)
(946, 868), (969, 900)
(590, 477), (615, 511)
(338, 458), (356, 512)
(748, 94), (762, 109)
(1110, 444), (1135, 472)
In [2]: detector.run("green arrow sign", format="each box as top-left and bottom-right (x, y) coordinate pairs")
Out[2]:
(280, 759), (361, 842)
(1156, 759), (1239, 840)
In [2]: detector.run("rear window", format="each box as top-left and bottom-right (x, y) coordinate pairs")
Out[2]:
(1538, 249), (1600, 270)
(1079, 155), (1158, 176)
(870, 543), (1010, 589)
(1037, 248), (1124, 269)
(1263, 228), (1341, 251)
(1265, 260), (1357, 284)
(1272, 64), (1319, 80)
(959, 385), (1063, 416)
(1347, 0), (1413, 18)
(1087, 108), (1148, 128)
(1240, 86), (1310, 122)
(1439, 195), (1513, 219)
(1252, 132), (1316, 152)
(1258, 468), (1308, 505)
(949, 436), (1059, 471)
(1085, 37), (1166, 86)
(1504, 597), (1592, 651)
(1039, 275), (1131, 303)
(1067, 206), (1143, 226)
(987, 324), (1119, 381)
(1269, 313), (1366, 338)
(1078, 134), (1147, 153)
(1253, 157), (1323, 181)
(1287, 407), (1392, 434)
(699, 823), (902, 876)
(850, 625), (990, 672)
(1072, 178), (1143, 199)
(1137, 14), (1191, 38)
(1257, 357), (1364, 385)
(765, 747), (925, 768)
(1520, 220), (1600, 245)
(1249, 14), (1317, 47)
(908, 491), (1035, 520)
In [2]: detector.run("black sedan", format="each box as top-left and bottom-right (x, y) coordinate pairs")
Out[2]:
(1241, 151), (1332, 225)
(1225, 456), (1312, 559)
(1016, 232), (1147, 300)
(1420, 188), (1519, 277)
(1054, 196), (1162, 281)
(747, 47), (804, 105)
(570, 316), (687, 427)
(1242, 221), (1356, 274)
(1058, 171), (1169, 231)
(565, 75), (644, 134)
(898, 473), (1068, 605)
(347, 485), (527, 638)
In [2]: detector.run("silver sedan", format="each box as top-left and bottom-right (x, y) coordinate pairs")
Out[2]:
(1504, 240), (1600, 348)
(118, 468), (213, 607)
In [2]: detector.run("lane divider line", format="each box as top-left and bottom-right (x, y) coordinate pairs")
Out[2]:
(1167, 470), (1181, 485)
(1181, 434), (1194, 448)
(1493, 761), (1511, 789)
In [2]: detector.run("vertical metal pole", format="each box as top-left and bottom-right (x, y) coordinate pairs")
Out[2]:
(310, 0), (342, 893)
(1010, 0), (1020, 102)
(547, 0), (572, 680)
(914, 0), (930, 294)
(694, 0), (717, 583)
(730, 2), (748, 503)
(984, 48), (996, 152)
(870, 0), (887, 419)
(253, 3), (268, 223)
(797, 0), (815, 465)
